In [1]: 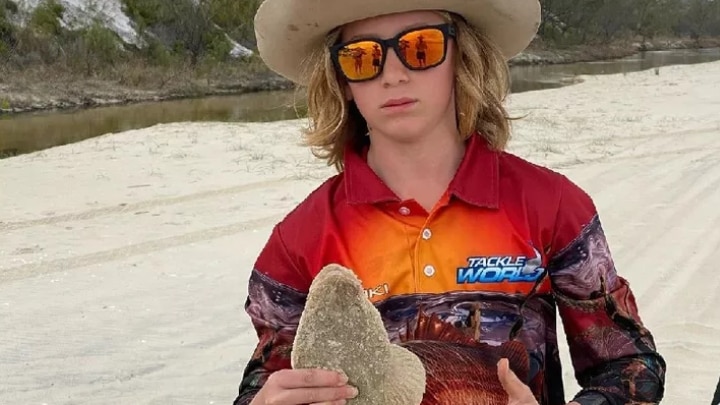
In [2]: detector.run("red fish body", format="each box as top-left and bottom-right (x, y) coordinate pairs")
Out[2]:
(398, 311), (531, 405)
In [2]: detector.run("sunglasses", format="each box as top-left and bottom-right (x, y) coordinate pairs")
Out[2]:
(330, 23), (456, 82)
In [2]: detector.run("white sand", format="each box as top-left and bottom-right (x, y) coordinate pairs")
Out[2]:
(1, 61), (719, 405)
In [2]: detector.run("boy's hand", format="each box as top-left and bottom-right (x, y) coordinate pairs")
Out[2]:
(250, 368), (358, 405)
(497, 358), (539, 405)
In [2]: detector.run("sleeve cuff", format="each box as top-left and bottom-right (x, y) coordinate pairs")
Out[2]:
(572, 391), (613, 405)
(233, 389), (260, 405)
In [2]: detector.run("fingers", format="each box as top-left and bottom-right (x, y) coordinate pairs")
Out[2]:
(270, 368), (349, 389)
(268, 386), (358, 405)
(497, 358), (534, 401)
(260, 368), (358, 405)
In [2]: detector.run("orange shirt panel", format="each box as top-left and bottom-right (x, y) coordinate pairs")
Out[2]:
(333, 196), (552, 303)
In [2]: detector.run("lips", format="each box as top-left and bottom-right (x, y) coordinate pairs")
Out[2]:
(381, 97), (417, 108)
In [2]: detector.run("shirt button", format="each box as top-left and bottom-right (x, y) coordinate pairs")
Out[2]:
(422, 228), (432, 240)
(423, 265), (436, 277)
(398, 206), (411, 216)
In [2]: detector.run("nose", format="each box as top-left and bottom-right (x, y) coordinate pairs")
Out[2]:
(380, 48), (409, 87)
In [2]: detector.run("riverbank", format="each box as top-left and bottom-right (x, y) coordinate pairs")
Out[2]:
(0, 57), (295, 116)
(514, 36), (720, 64)
(1, 36), (719, 116)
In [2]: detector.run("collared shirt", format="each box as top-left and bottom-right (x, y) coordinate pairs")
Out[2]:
(234, 133), (666, 405)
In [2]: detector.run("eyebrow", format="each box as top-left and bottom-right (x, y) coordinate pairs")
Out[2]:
(348, 21), (437, 41)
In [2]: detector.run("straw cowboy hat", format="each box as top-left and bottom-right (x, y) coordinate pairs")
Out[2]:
(253, 0), (542, 84)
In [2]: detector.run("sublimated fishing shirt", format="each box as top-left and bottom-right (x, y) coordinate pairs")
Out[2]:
(233, 133), (666, 405)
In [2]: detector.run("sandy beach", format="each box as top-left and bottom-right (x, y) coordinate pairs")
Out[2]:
(2, 60), (719, 405)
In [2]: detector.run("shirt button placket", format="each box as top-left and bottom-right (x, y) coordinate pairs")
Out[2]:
(421, 226), (435, 278)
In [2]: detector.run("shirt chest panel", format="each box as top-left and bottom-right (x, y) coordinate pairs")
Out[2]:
(320, 203), (550, 303)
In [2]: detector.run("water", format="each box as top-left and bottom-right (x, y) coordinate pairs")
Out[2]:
(0, 91), (306, 157)
(2, 48), (719, 157)
(509, 47), (720, 91)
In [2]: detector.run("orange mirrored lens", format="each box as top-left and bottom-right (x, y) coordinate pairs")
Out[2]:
(335, 27), (447, 81)
(399, 28), (445, 68)
(336, 41), (385, 81)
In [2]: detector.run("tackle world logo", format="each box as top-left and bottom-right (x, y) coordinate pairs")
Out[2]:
(456, 248), (545, 284)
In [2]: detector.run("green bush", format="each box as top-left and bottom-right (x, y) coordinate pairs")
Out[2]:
(205, 0), (262, 45)
(121, 0), (165, 28)
(29, 0), (65, 36)
(0, 0), (18, 53)
(66, 22), (124, 74)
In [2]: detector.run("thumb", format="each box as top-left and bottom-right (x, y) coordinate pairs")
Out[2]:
(497, 358), (533, 401)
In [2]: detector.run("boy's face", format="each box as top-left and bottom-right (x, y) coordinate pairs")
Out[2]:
(340, 10), (457, 142)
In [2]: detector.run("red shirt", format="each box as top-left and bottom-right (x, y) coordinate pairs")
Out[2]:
(234, 133), (665, 405)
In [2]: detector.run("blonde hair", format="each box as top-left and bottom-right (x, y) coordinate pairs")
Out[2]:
(297, 12), (514, 172)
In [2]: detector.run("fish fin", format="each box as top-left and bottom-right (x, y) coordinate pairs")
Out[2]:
(401, 307), (477, 346)
(499, 340), (531, 384)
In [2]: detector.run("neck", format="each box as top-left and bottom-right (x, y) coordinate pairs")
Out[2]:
(367, 129), (465, 211)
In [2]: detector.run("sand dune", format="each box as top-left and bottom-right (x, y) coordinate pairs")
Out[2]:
(1, 61), (719, 405)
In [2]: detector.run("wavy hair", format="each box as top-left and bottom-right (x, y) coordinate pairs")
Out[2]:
(296, 11), (515, 172)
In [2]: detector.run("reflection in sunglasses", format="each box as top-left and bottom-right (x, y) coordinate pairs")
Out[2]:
(337, 41), (378, 78)
(402, 30), (444, 68)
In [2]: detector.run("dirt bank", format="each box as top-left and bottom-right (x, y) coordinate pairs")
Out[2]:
(0, 65), (294, 116)
(1, 36), (719, 117)
(513, 36), (720, 64)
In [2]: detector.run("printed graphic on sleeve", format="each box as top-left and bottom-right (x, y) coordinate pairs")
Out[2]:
(549, 215), (665, 403)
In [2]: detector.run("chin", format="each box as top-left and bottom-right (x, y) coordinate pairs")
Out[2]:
(374, 118), (430, 143)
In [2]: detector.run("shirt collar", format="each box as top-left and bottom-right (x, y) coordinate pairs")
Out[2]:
(343, 132), (499, 208)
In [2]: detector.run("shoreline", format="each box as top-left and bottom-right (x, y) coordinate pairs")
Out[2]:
(1, 36), (719, 117)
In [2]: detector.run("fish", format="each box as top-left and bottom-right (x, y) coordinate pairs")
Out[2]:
(291, 263), (531, 405)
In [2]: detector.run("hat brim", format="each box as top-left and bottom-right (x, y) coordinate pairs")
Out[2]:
(254, 0), (541, 84)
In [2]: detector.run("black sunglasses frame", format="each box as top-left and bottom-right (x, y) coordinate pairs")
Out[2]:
(329, 23), (457, 83)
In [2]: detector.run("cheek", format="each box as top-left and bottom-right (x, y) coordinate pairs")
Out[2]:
(347, 84), (379, 114)
(421, 65), (455, 103)
(438, 55), (457, 93)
